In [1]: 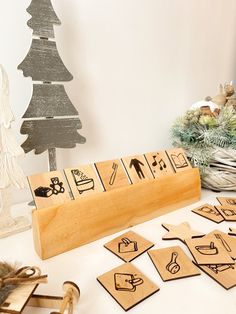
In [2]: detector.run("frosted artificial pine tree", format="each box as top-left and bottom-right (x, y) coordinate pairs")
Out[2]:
(0, 65), (30, 238)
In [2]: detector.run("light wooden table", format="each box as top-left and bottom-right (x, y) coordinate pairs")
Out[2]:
(1, 189), (236, 314)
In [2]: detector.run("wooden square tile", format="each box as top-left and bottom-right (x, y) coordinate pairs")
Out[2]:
(185, 236), (234, 265)
(148, 246), (200, 281)
(104, 230), (154, 262)
(217, 197), (236, 206)
(95, 159), (130, 191)
(144, 151), (174, 178)
(121, 155), (154, 184)
(206, 230), (236, 260)
(28, 171), (71, 209)
(191, 203), (224, 223)
(165, 148), (192, 172)
(97, 263), (159, 311)
(64, 164), (103, 199)
(215, 205), (236, 221)
(196, 262), (236, 290)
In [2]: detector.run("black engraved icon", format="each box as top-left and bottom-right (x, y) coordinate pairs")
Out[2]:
(152, 154), (167, 172)
(109, 162), (118, 185)
(129, 158), (145, 179)
(198, 206), (221, 216)
(195, 242), (218, 255)
(118, 238), (138, 253)
(166, 252), (180, 274)
(214, 234), (231, 252)
(71, 169), (94, 194)
(114, 273), (143, 292)
(34, 177), (64, 198)
(226, 199), (236, 205)
(221, 208), (236, 217)
(171, 153), (188, 169)
(206, 264), (234, 274)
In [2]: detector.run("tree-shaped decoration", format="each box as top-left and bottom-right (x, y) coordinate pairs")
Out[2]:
(18, 0), (86, 171)
(0, 65), (30, 238)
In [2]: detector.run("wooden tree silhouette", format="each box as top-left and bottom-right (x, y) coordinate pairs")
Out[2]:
(18, 0), (86, 171)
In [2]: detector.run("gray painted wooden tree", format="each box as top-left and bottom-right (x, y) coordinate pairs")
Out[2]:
(18, 0), (86, 171)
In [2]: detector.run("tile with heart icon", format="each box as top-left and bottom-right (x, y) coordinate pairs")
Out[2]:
(148, 246), (200, 281)
(97, 263), (159, 311)
(104, 230), (154, 262)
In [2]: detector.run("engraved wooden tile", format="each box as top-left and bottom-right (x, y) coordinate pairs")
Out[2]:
(121, 155), (154, 184)
(196, 262), (236, 290)
(148, 246), (200, 281)
(64, 165), (103, 199)
(104, 230), (154, 262)
(191, 203), (224, 223)
(97, 263), (159, 311)
(206, 229), (236, 260)
(185, 236), (234, 265)
(217, 197), (236, 206)
(28, 170), (71, 209)
(145, 151), (174, 178)
(166, 148), (192, 172)
(215, 205), (236, 222)
(162, 222), (205, 243)
(95, 159), (130, 191)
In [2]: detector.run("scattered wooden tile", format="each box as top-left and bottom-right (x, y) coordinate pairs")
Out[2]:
(191, 203), (224, 223)
(215, 205), (236, 222)
(144, 151), (174, 178)
(206, 230), (236, 260)
(229, 228), (236, 237)
(165, 148), (192, 172)
(95, 159), (130, 191)
(148, 246), (200, 282)
(195, 262), (236, 290)
(185, 236), (234, 265)
(162, 222), (205, 243)
(97, 263), (159, 311)
(64, 164), (103, 199)
(28, 170), (71, 209)
(104, 230), (154, 262)
(217, 197), (236, 206)
(121, 155), (154, 184)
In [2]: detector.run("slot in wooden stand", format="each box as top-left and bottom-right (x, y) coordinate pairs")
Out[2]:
(32, 168), (201, 260)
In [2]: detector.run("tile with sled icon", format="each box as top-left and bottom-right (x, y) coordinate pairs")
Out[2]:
(195, 262), (236, 290)
(95, 159), (130, 191)
(64, 164), (103, 199)
(185, 236), (234, 265)
(104, 230), (154, 262)
(97, 262), (159, 311)
(122, 155), (154, 184)
(215, 205), (236, 221)
(166, 148), (192, 172)
(217, 197), (236, 206)
(162, 222), (205, 243)
(148, 246), (200, 281)
(28, 170), (71, 209)
(145, 151), (174, 178)
(191, 203), (224, 223)
(206, 229), (236, 260)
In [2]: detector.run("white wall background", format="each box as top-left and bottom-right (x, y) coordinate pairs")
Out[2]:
(0, 0), (236, 204)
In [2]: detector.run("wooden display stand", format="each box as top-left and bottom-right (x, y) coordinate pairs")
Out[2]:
(32, 168), (201, 260)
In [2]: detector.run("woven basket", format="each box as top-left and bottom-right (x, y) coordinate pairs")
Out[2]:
(200, 147), (236, 191)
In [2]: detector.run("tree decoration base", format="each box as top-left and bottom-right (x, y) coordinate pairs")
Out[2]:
(0, 216), (31, 239)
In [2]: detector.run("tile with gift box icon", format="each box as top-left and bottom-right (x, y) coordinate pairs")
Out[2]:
(104, 230), (154, 262)
(185, 235), (234, 265)
(64, 164), (103, 199)
(97, 262), (159, 311)
(148, 246), (200, 282)
(121, 155), (154, 184)
(95, 159), (130, 191)
(217, 197), (236, 206)
(165, 148), (192, 172)
(28, 170), (71, 209)
(215, 205), (236, 221)
(195, 262), (236, 290)
(206, 229), (236, 260)
(191, 203), (224, 223)
(144, 151), (174, 178)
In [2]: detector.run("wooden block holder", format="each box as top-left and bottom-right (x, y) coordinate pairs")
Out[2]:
(32, 168), (201, 260)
